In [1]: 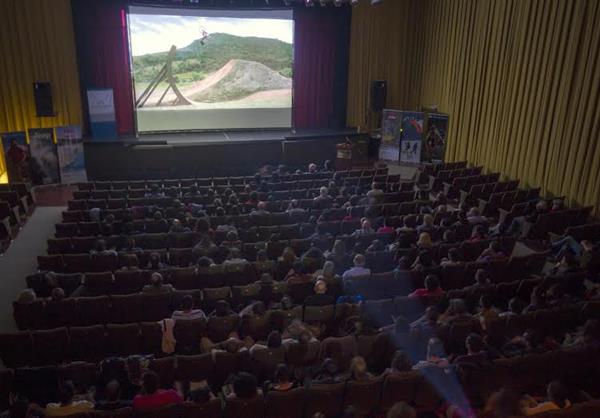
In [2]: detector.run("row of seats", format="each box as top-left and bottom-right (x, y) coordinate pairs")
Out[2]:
(1, 330), (598, 415)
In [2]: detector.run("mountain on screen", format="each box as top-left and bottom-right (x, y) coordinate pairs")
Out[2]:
(133, 33), (292, 83)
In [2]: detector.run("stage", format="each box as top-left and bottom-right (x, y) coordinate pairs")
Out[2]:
(90, 128), (360, 146)
(82, 128), (368, 180)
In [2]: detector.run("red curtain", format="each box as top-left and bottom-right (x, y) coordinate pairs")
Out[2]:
(71, 0), (134, 135)
(293, 6), (350, 130)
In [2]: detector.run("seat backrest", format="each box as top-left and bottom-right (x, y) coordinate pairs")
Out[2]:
(305, 383), (345, 418)
(265, 388), (305, 418)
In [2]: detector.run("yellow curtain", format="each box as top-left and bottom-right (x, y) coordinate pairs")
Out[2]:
(0, 0), (83, 181)
(348, 0), (600, 214)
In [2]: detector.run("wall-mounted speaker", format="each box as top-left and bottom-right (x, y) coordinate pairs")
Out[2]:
(33, 82), (54, 117)
(370, 80), (387, 112)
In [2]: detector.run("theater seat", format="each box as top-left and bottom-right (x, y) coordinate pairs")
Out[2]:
(207, 314), (239, 343)
(76, 296), (110, 326)
(110, 293), (144, 324)
(173, 318), (207, 354)
(380, 371), (418, 411)
(148, 356), (177, 389)
(140, 322), (163, 355)
(142, 293), (173, 322)
(176, 353), (215, 383)
(106, 323), (142, 356)
(181, 399), (221, 418)
(224, 395), (264, 418)
(69, 325), (107, 361)
(304, 383), (345, 418)
(344, 376), (384, 417)
(265, 388), (305, 418)
(31, 327), (69, 365)
(0, 331), (32, 367)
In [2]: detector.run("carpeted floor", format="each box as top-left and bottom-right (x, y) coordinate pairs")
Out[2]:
(0, 206), (64, 332)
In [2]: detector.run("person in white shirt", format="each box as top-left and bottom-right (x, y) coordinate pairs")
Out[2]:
(342, 254), (371, 284)
(172, 295), (206, 321)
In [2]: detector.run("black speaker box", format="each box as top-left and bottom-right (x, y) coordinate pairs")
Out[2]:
(33, 82), (54, 117)
(370, 80), (387, 112)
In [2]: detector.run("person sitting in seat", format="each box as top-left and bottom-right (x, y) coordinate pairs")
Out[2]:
(342, 254), (371, 283)
(133, 371), (182, 410)
(469, 225), (488, 242)
(304, 279), (335, 307)
(464, 269), (493, 293)
(267, 363), (295, 392)
(186, 386), (216, 403)
(467, 207), (487, 225)
(209, 300), (236, 317)
(169, 219), (190, 234)
(410, 306), (440, 333)
(366, 239), (385, 253)
(313, 187), (333, 209)
(121, 236), (143, 253)
(415, 232), (433, 250)
(226, 372), (261, 399)
(45, 380), (94, 416)
(90, 239), (117, 256)
(144, 184), (165, 198)
(142, 272), (174, 294)
(520, 380), (571, 416)
(438, 299), (471, 325)
(222, 248), (248, 267)
(475, 295), (500, 330)
(308, 163), (318, 174)
(440, 248), (463, 267)
(251, 201), (270, 217)
(412, 338), (449, 370)
(416, 214), (436, 235)
(477, 240), (507, 262)
(409, 275), (445, 299)
(314, 358), (345, 384)
(367, 182), (385, 205)
(384, 350), (412, 374)
(352, 219), (375, 237)
(286, 199), (306, 216)
(95, 380), (131, 411)
(172, 295), (206, 321)
(453, 333), (491, 367)
(349, 356), (372, 381)
(119, 254), (140, 271)
(146, 252), (166, 270)
(499, 297), (524, 318)
(49, 287), (66, 303)
(411, 250), (437, 271)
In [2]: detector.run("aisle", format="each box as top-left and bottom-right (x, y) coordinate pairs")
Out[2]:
(0, 207), (64, 332)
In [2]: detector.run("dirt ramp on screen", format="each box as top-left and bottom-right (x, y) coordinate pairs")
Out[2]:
(186, 59), (291, 103)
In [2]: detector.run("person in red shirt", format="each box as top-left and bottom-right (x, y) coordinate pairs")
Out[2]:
(133, 371), (182, 411)
(409, 275), (445, 299)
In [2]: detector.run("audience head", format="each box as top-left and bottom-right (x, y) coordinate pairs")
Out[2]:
(475, 269), (489, 285)
(233, 372), (258, 399)
(142, 371), (159, 395)
(447, 248), (460, 262)
(197, 256), (213, 268)
(153, 211), (163, 221)
(472, 225), (487, 238)
(94, 239), (107, 252)
(443, 230), (456, 243)
(387, 402), (416, 418)
(308, 163), (317, 173)
(468, 206), (480, 217)
(58, 380), (76, 405)
(424, 274), (440, 292)
(479, 294), (493, 310)
(390, 350), (411, 372)
(422, 214), (434, 226)
(50, 287), (65, 302)
(447, 298), (468, 315)
(507, 297), (524, 314)
(17, 289), (36, 304)
(187, 386), (211, 403)
(314, 279), (328, 295)
(397, 256), (412, 270)
(361, 218), (372, 231)
(105, 379), (121, 402)
(546, 380), (568, 408)
(281, 246), (297, 263)
(319, 186), (329, 198)
(426, 337), (445, 359)
(150, 272), (163, 287)
(149, 252), (161, 267)
(267, 330), (282, 348)
(274, 363), (290, 384)
(353, 253), (366, 267)
(536, 200), (549, 211)
(214, 300), (232, 316)
(424, 306), (440, 322)
(181, 295), (194, 311)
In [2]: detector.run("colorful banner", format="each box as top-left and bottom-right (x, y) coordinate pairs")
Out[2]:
(379, 109), (402, 161)
(87, 88), (118, 139)
(399, 111), (424, 164)
(1, 132), (32, 183)
(422, 113), (449, 162)
(28, 128), (60, 185)
(56, 126), (88, 184)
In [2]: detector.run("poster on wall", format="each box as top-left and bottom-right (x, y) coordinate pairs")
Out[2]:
(28, 128), (60, 185)
(1, 132), (31, 183)
(422, 113), (449, 162)
(399, 111), (424, 164)
(56, 126), (88, 184)
(87, 88), (118, 139)
(379, 109), (402, 161)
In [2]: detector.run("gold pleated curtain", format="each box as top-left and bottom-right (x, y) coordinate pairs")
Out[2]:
(0, 0), (83, 180)
(348, 0), (600, 214)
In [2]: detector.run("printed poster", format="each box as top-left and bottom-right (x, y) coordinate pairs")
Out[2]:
(379, 109), (402, 161)
(56, 126), (88, 184)
(422, 113), (449, 162)
(28, 128), (60, 185)
(1, 132), (31, 183)
(399, 111), (424, 164)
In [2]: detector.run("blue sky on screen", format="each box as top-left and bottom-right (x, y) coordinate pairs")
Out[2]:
(130, 14), (293, 56)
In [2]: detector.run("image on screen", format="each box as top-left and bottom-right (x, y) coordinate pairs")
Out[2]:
(128, 7), (293, 133)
